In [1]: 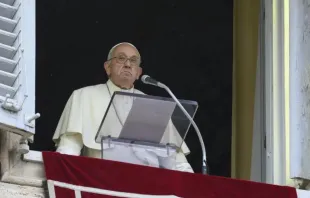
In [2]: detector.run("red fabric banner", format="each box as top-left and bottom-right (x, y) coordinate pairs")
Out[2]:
(42, 151), (297, 198)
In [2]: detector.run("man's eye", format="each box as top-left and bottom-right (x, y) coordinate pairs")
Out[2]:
(130, 58), (138, 63)
(118, 57), (126, 61)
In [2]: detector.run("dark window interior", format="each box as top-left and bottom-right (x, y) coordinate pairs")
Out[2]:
(33, 0), (233, 176)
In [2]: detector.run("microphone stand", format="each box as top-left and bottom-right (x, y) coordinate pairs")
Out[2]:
(156, 82), (208, 175)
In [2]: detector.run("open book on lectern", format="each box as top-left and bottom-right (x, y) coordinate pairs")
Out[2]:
(94, 91), (198, 161)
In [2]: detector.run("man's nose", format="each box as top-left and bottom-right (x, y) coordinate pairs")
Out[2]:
(124, 59), (131, 67)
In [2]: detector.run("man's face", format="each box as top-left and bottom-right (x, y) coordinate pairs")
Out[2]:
(104, 44), (142, 88)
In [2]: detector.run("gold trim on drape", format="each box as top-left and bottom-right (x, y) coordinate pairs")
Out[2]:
(231, 0), (260, 179)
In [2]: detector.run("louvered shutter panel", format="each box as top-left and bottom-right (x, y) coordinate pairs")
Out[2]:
(0, 0), (37, 138)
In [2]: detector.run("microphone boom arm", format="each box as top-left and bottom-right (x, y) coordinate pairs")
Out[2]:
(157, 82), (208, 175)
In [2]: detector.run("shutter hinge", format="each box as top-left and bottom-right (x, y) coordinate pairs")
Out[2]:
(1, 94), (27, 112)
(24, 113), (41, 128)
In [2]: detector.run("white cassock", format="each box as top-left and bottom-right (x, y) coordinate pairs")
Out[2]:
(52, 79), (194, 173)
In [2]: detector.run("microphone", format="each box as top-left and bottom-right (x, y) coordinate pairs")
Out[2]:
(141, 75), (163, 87)
(141, 74), (208, 175)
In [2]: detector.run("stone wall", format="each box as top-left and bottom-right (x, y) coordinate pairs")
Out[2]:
(290, 0), (310, 181)
(0, 130), (47, 197)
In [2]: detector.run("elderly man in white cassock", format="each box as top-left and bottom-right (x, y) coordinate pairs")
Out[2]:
(52, 42), (194, 173)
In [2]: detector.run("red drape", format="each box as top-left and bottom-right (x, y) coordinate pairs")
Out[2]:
(42, 151), (297, 198)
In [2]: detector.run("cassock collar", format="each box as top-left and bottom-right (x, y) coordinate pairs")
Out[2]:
(106, 79), (134, 95)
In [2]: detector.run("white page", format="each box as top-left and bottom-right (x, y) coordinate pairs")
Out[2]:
(119, 97), (176, 143)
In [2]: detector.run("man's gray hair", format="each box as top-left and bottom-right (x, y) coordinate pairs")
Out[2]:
(107, 42), (141, 60)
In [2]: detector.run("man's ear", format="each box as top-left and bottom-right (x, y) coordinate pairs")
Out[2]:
(104, 61), (111, 76)
(136, 67), (142, 80)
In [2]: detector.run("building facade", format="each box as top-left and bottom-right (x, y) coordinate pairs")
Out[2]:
(0, 0), (309, 197)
